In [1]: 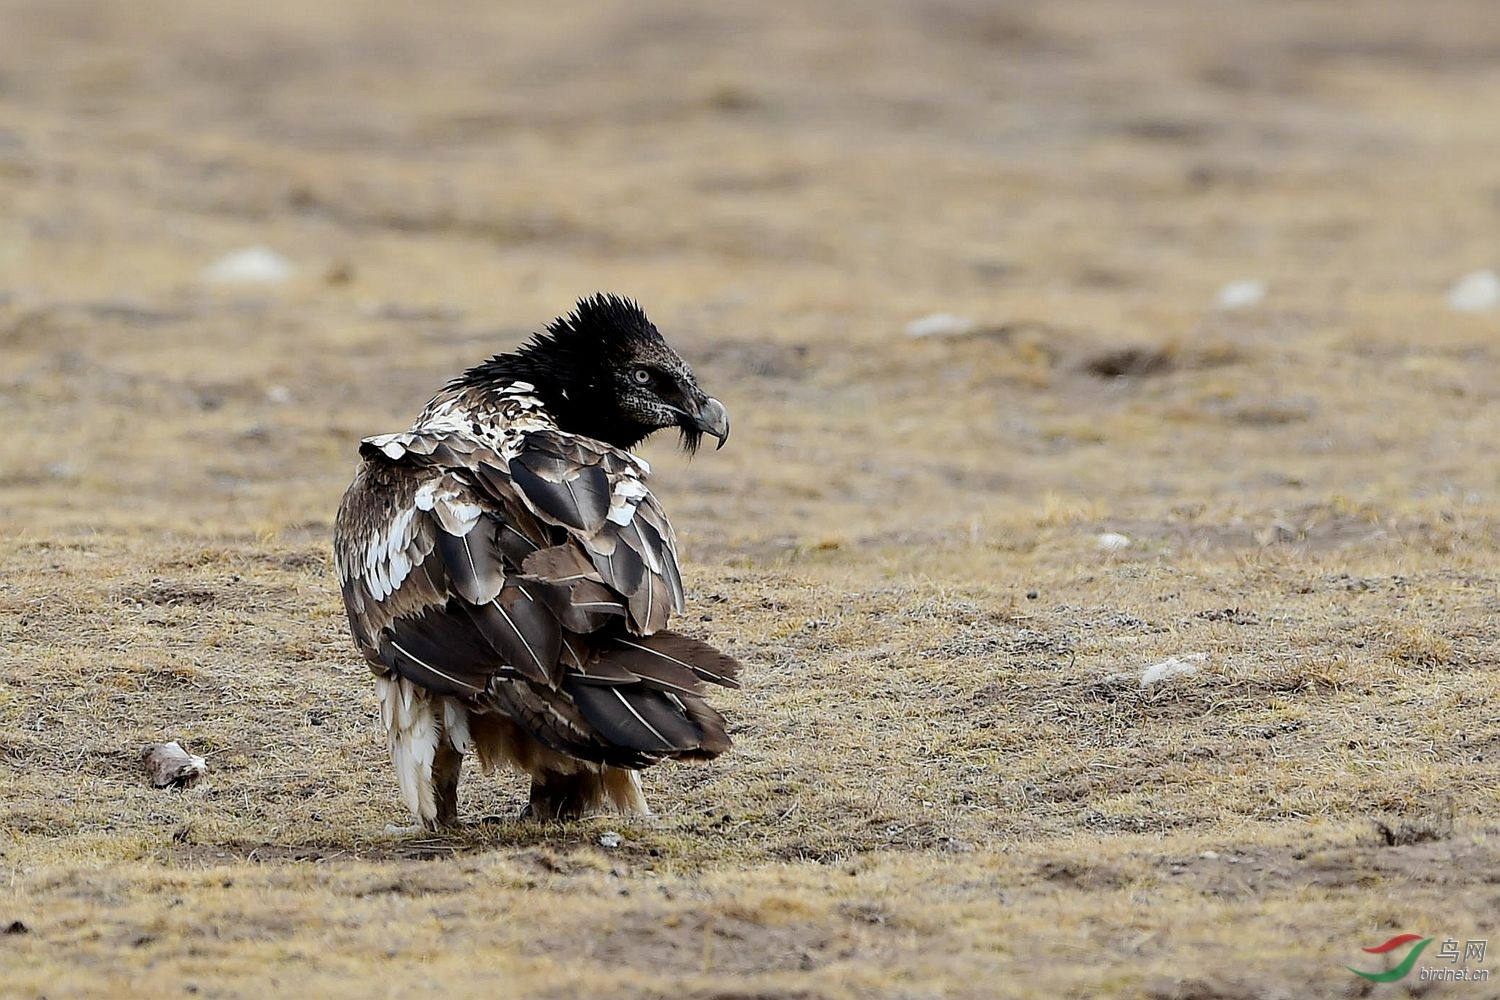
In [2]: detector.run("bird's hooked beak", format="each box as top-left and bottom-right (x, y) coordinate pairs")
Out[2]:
(692, 396), (731, 449)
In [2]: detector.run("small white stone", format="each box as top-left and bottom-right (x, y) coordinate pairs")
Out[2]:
(1446, 270), (1500, 312)
(381, 823), (426, 837)
(1140, 653), (1207, 687)
(1199, 850), (1219, 860)
(599, 831), (622, 849)
(265, 385), (292, 405)
(1097, 532), (1131, 552)
(905, 313), (976, 338)
(202, 247), (295, 285)
(1215, 280), (1266, 310)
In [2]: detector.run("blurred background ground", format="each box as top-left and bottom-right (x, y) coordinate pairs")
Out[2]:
(1, 2), (1498, 998)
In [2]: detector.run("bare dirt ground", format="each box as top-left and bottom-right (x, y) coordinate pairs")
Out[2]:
(2, 2), (1499, 997)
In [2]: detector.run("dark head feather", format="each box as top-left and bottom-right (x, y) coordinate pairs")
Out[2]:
(516, 294), (664, 371)
(455, 294), (728, 453)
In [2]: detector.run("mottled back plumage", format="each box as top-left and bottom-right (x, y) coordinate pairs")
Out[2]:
(334, 295), (736, 826)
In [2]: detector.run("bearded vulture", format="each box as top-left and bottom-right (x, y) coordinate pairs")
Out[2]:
(334, 294), (738, 827)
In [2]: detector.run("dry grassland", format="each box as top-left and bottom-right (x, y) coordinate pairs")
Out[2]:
(2, 2), (1498, 997)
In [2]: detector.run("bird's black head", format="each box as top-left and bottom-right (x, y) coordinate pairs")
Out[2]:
(461, 294), (730, 453)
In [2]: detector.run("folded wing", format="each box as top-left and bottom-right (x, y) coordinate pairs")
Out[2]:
(334, 422), (737, 767)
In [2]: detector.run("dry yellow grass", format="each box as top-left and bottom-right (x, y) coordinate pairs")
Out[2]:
(2, 2), (1499, 997)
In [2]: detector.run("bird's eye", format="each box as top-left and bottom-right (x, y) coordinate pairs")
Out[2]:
(631, 367), (652, 385)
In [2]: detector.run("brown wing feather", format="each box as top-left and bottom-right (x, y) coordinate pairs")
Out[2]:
(335, 412), (736, 767)
(505, 430), (683, 635)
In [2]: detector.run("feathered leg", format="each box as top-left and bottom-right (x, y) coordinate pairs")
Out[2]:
(432, 741), (463, 827)
(525, 766), (649, 820)
(377, 675), (453, 830)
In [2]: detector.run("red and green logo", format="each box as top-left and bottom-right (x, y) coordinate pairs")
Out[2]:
(1347, 934), (1434, 983)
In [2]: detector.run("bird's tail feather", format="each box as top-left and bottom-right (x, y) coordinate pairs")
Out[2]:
(563, 630), (738, 759)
